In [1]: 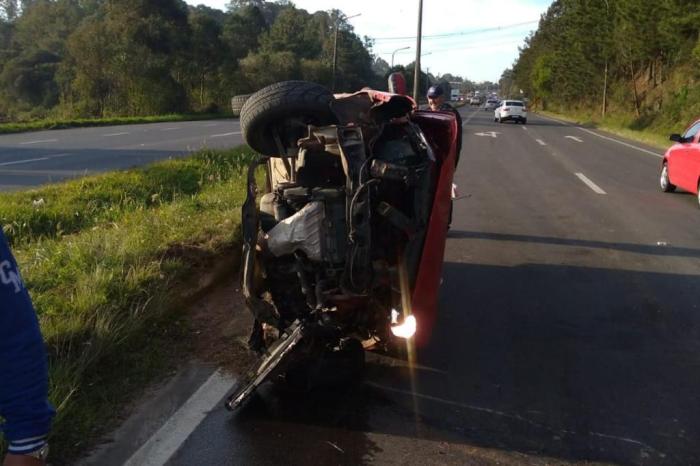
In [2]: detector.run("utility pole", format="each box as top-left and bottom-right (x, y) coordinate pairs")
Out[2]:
(332, 12), (361, 92)
(602, 0), (609, 119)
(412, 0), (423, 102)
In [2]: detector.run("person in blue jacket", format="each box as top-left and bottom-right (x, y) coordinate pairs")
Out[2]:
(0, 229), (54, 465)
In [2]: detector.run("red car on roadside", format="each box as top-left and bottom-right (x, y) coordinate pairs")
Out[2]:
(660, 119), (700, 207)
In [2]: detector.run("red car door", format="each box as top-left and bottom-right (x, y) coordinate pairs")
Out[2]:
(687, 131), (700, 194)
(671, 121), (700, 191)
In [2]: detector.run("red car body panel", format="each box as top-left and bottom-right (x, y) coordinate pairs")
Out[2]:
(665, 118), (700, 194)
(410, 110), (458, 346)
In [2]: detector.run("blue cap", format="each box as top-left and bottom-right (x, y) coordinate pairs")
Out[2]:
(427, 85), (443, 97)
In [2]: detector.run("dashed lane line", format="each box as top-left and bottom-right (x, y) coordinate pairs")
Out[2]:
(0, 153), (71, 167)
(575, 172), (607, 194)
(209, 131), (242, 138)
(535, 113), (664, 158)
(103, 132), (130, 137)
(536, 139), (547, 146)
(18, 139), (58, 145)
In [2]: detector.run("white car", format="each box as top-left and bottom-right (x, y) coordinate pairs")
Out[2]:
(494, 100), (527, 124)
(483, 99), (499, 111)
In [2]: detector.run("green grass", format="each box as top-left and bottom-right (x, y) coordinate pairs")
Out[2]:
(0, 113), (234, 135)
(0, 146), (257, 463)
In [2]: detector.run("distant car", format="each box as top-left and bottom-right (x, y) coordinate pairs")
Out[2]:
(469, 96), (481, 106)
(660, 119), (700, 207)
(494, 100), (527, 124)
(483, 99), (499, 111)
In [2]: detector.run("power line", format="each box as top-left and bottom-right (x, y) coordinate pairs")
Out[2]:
(370, 20), (538, 42)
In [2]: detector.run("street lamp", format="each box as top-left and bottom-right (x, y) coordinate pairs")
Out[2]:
(391, 46), (410, 68)
(332, 12), (361, 91)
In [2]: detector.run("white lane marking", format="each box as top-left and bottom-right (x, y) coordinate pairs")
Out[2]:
(0, 157), (48, 166)
(123, 370), (235, 466)
(209, 131), (242, 138)
(461, 107), (481, 126)
(575, 172), (606, 194)
(522, 126), (528, 131)
(103, 132), (129, 137)
(202, 123), (219, 127)
(535, 112), (664, 158)
(565, 136), (583, 143)
(18, 139), (57, 145)
(0, 153), (73, 167)
(536, 139), (547, 146)
(474, 131), (499, 138)
(578, 127), (664, 158)
(161, 127), (179, 131)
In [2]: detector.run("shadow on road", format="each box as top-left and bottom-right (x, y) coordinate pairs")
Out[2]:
(220, 257), (699, 466)
(447, 230), (700, 259)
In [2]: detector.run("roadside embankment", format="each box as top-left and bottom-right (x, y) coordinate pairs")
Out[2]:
(0, 146), (257, 463)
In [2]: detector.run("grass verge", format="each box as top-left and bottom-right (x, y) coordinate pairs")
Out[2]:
(0, 145), (257, 464)
(536, 109), (671, 150)
(0, 113), (234, 135)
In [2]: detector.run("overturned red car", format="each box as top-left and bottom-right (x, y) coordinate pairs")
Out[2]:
(226, 80), (458, 409)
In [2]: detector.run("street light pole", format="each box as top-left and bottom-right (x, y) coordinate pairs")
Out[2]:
(412, 0), (423, 102)
(332, 12), (361, 92)
(391, 46), (410, 68)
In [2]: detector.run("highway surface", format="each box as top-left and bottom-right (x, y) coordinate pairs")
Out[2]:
(82, 107), (699, 466)
(0, 119), (242, 190)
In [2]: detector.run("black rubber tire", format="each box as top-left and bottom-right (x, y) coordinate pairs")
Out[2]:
(230, 94), (251, 117)
(240, 81), (336, 156)
(660, 162), (676, 193)
(522, 118), (527, 125)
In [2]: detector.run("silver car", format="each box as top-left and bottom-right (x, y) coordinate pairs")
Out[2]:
(484, 99), (499, 111)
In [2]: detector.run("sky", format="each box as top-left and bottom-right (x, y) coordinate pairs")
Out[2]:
(185, 0), (554, 83)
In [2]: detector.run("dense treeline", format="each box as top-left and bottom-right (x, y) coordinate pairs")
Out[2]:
(0, 0), (380, 120)
(503, 0), (700, 132)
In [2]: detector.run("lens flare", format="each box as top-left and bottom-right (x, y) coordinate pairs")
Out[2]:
(391, 314), (417, 339)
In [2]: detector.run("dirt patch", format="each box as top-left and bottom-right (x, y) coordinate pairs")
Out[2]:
(186, 273), (258, 374)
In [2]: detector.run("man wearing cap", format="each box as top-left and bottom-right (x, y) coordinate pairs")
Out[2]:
(1, 228), (54, 466)
(427, 85), (462, 164)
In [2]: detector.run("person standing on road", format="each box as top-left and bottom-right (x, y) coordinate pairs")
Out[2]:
(427, 85), (463, 165)
(1, 229), (54, 466)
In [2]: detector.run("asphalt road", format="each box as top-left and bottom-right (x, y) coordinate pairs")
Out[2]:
(91, 107), (700, 466)
(0, 119), (242, 190)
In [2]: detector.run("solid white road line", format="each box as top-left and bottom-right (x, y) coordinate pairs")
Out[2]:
(577, 127), (663, 158)
(123, 370), (235, 466)
(103, 132), (129, 137)
(0, 153), (71, 167)
(565, 136), (583, 142)
(536, 139), (547, 146)
(18, 139), (58, 145)
(575, 172), (607, 194)
(210, 131), (242, 138)
(534, 112), (664, 158)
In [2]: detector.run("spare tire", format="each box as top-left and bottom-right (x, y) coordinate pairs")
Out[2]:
(240, 81), (336, 156)
(231, 94), (251, 117)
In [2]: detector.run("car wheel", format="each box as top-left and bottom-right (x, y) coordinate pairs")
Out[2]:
(660, 162), (676, 192)
(240, 81), (336, 156)
(498, 117), (502, 124)
(522, 118), (527, 125)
